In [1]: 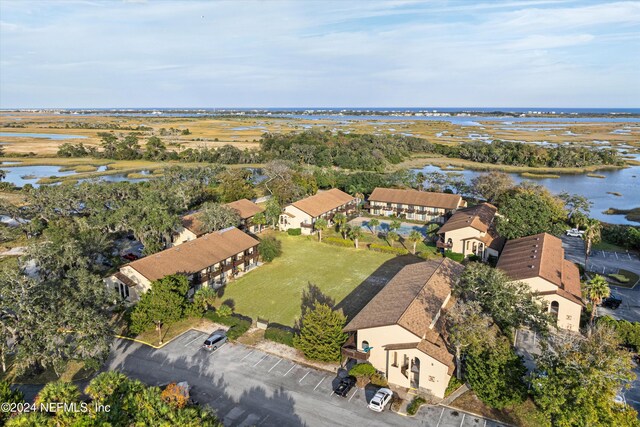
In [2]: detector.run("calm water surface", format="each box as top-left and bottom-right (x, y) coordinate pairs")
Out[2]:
(415, 165), (640, 225)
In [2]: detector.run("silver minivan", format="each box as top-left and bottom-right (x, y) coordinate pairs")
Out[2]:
(202, 331), (227, 351)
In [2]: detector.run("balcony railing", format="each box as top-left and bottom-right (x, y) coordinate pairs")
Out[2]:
(341, 346), (370, 361)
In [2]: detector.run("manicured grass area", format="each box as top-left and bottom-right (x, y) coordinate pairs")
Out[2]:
(609, 269), (640, 289)
(1, 356), (94, 385)
(219, 233), (396, 326)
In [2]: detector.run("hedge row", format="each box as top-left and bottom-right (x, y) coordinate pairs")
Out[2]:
(323, 237), (354, 247)
(369, 243), (409, 255)
(287, 228), (302, 236)
(264, 325), (296, 347)
(203, 311), (252, 341)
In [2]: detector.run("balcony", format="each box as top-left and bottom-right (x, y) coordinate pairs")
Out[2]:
(300, 222), (314, 229)
(341, 345), (370, 361)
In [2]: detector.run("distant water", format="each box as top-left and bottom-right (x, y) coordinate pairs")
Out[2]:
(0, 132), (87, 140)
(415, 165), (640, 225)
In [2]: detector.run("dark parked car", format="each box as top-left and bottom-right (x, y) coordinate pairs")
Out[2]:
(203, 331), (227, 351)
(601, 293), (623, 309)
(333, 376), (356, 397)
(122, 253), (139, 261)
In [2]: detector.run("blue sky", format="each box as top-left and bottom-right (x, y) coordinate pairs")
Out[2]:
(0, 0), (639, 108)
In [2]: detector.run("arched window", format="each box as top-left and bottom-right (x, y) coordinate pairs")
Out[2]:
(447, 238), (453, 247)
(362, 340), (370, 351)
(550, 301), (560, 322)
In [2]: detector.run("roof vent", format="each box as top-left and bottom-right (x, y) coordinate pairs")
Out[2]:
(531, 255), (536, 259)
(529, 265), (535, 269)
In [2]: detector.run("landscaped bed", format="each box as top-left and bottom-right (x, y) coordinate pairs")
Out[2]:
(218, 233), (400, 326)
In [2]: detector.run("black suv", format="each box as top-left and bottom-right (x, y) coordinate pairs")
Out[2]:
(601, 293), (623, 309)
(333, 376), (356, 397)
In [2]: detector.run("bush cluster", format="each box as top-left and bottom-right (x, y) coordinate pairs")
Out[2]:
(323, 237), (354, 247)
(406, 396), (426, 416)
(203, 311), (251, 341)
(369, 243), (409, 255)
(287, 228), (302, 236)
(264, 325), (295, 347)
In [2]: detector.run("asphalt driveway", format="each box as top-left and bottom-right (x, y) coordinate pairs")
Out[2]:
(105, 329), (508, 427)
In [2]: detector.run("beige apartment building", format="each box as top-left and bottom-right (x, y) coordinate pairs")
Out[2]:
(342, 258), (463, 399)
(436, 203), (504, 261)
(497, 233), (584, 332)
(278, 188), (357, 235)
(172, 198), (265, 246)
(366, 188), (466, 224)
(106, 227), (260, 303)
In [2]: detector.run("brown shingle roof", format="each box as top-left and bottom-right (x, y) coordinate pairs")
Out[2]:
(225, 199), (264, 220)
(181, 212), (206, 236)
(126, 227), (259, 282)
(291, 188), (355, 218)
(438, 203), (498, 234)
(369, 188), (464, 210)
(114, 271), (136, 288)
(343, 258), (464, 336)
(497, 233), (583, 304)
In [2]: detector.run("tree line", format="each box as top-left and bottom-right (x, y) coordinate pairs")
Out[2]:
(56, 129), (623, 170)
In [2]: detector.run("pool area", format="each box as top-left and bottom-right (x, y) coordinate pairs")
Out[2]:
(349, 218), (427, 237)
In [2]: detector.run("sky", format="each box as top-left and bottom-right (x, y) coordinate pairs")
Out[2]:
(0, 0), (639, 108)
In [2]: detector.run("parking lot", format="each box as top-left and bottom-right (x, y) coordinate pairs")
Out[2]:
(107, 329), (508, 427)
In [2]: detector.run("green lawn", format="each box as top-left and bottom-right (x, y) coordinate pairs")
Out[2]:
(219, 233), (397, 326)
(592, 240), (630, 253)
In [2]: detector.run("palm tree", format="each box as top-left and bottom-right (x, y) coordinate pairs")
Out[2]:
(368, 218), (380, 235)
(349, 225), (362, 249)
(315, 218), (328, 242)
(582, 218), (602, 270)
(333, 213), (347, 238)
(582, 274), (610, 335)
(387, 231), (400, 248)
(389, 219), (402, 233)
(426, 223), (440, 242)
(407, 230), (423, 254)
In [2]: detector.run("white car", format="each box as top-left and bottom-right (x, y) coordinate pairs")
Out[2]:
(368, 388), (393, 412)
(566, 228), (584, 237)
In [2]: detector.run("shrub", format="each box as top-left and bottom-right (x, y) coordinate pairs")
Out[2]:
(293, 303), (347, 362)
(406, 396), (426, 416)
(369, 243), (409, 255)
(216, 304), (233, 318)
(264, 325), (295, 347)
(445, 251), (465, 262)
(287, 228), (302, 236)
(203, 311), (252, 340)
(258, 236), (282, 262)
(160, 383), (188, 409)
(445, 376), (463, 397)
(348, 363), (376, 378)
(324, 237), (353, 247)
(370, 372), (388, 387)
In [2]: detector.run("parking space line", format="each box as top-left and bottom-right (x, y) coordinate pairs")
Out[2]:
(615, 252), (619, 259)
(258, 414), (270, 425)
(253, 354), (268, 367)
(184, 335), (202, 347)
(484, 420), (487, 427)
(299, 372), (310, 383)
(268, 359), (282, 372)
(460, 413), (465, 427)
(436, 407), (444, 427)
(348, 389), (357, 402)
(283, 364), (295, 376)
(314, 376), (326, 391)
(241, 350), (254, 361)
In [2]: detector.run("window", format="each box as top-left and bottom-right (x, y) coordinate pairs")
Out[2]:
(361, 340), (370, 351)
(550, 301), (560, 322)
(392, 352), (398, 367)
